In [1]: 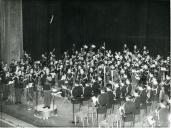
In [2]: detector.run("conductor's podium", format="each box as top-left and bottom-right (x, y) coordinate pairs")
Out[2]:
(34, 88), (60, 120)
(34, 104), (57, 120)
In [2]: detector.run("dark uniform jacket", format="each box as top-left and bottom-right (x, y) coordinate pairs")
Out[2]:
(124, 101), (136, 114)
(14, 76), (24, 89)
(127, 84), (132, 96)
(107, 91), (114, 108)
(41, 74), (52, 90)
(115, 86), (121, 99)
(98, 92), (109, 106)
(121, 85), (127, 99)
(72, 86), (83, 98)
(140, 89), (147, 107)
(83, 86), (92, 99)
(92, 82), (100, 96)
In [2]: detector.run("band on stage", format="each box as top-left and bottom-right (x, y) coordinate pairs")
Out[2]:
(0, 43), (170, 117)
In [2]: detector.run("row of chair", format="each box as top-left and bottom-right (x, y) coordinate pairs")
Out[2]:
(142, 107), (170, 128)
(72, 90), (162, 127)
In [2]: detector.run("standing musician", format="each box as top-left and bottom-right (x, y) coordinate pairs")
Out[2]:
(106, 83), (114, 113)
(126, 79), (132, 96)
(71, 81), (83, 110)
(26, 68), (37, 110)
(121, 95), (136, 126)
(41, 67), (52, 109)
(133, 45), (139, 55)
(83, 83), (92, 101)
(71, 82), (83, 100)
(120, 81), (127, 102)
(96, 87), (109, 120)
(14, 70), (24, 104)
(1, 66), (10, 101)
(139, 85), (147, 107)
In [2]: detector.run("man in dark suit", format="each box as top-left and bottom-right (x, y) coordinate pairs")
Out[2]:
(41, 68), (52, 109)
(97, 88), (109, 106)
(92, 81), (100, 97)
(106, 84), (114, 113)
(139, 86), (147, 123)
(71, 82), (83, 109)
(83, 83), (92, 100)
(140, 86), (147, 108)
(122, 95), (136, 127)
(97, 87), (109, 122)
(120, 82), (127, 102)
(115, 84), (121, 105)
(126, 80), (132, 96)
(72, 83), (83, 99)
(14, 70), (24, 104)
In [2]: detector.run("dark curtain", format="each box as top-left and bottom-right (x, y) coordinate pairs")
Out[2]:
(23, 0), (170, 60)
(0, 0), (23, 64)
(23, 0), (48, 60)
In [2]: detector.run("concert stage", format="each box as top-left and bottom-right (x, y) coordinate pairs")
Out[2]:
(0, 120), (13, 127)
(0, 98), (147, 127)
(0, 96), (83, 127)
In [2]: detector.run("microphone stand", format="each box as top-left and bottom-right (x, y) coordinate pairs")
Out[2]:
(71, 100), (75, 124)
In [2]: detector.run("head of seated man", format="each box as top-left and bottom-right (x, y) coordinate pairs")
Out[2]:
(106, 83), (112, 91)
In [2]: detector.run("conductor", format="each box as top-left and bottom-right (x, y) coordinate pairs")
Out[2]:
(41, 67), (52, 109)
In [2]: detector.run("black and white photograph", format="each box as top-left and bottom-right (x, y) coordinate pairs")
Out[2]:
(0, 0), (170, 127)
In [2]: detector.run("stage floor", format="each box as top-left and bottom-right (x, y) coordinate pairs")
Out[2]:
(0, 96), (82, 127)
(0, 95), (147, 127)
(0, 120), (13, 127)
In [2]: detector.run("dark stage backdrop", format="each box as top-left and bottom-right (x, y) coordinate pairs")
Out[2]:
(23, 0), (170, 61)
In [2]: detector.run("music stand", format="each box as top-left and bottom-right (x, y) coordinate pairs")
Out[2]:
(62, 85), (70, 103)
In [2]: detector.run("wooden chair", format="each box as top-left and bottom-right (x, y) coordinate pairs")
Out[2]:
(87, 103), (97, 125)
(157, 108), (170, 127)
(142, 109), (158, 128)
(99, 108), (122, 128)
(74, 108), (89, 127)
(96, 105), (107, 125)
